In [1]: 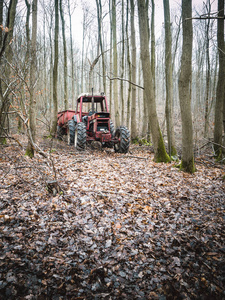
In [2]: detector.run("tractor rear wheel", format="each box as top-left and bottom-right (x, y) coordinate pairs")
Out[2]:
(68, 120), (76, 145)
(74, 122), (86, 150)
(114, 126), (130, 153)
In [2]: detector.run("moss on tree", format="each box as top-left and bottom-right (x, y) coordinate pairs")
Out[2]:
(155, 132), (171, 163)
(180, 157), (196, 173)
(170, 145), (177, 157)
(0, 137), (7, 145)
(25, 147), (34, 158)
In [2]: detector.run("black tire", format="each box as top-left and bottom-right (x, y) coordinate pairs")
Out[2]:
(104, 121), (115, 148)
(74, 122), (86, 150)
(67, 119), (76, 145)
(114, 126), (130, 153)
(57, 125), (65, 140)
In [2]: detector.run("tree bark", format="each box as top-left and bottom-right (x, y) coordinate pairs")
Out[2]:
(112, 0), (120, 127)
(204, 0), (211, 138)
(213, 0), (225, 158)
(163, 0), (177, 156)
(51, 0), (59, 136)
(130, 0), (137, 139)
(68, 0), (75, 109)
(178, 0), (195, 173)
(26, 0), (37, 158)
(96, 0), (106, 93)
(0, 0), (3, 47)
(109, 0), (113, 112)
(126, 0), (131, 129)
(0, 0), (18, 144)
(120, 0), (125, 124)
(60, 0), (68, 110)
(151, 0), (155, 98)
(137, 0), (170, 163)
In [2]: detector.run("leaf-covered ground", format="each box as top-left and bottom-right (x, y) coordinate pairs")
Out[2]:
(0, 138), (225, 299)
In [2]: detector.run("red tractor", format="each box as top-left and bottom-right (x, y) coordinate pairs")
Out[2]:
(57, 93), (130, 153)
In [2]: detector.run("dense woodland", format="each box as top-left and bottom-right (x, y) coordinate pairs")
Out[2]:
(0, 0), (224, 167)
(0, 0), (225, 299)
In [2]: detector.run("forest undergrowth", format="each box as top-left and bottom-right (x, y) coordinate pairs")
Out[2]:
(0, 134), (224, 299)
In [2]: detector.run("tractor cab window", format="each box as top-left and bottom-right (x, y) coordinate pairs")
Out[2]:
(76, 96), (107, 116)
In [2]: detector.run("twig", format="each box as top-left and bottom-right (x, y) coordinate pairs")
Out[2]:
(80, 189), (139, 198)
(106, 75), (144, 89)
(118, 155), (148, 160)
(203, 137), (225, 150)
(68, 159), (91, 166)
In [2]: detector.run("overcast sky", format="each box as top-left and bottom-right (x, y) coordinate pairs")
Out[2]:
(71, 0), (218, 44)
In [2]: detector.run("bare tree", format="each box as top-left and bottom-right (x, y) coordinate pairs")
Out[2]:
(137, 0), (170, 162)
(163, 0), (177, 157)
(67, 0), (75, 108)
(51, 0), (59, 136)
(151, 0), (155, 98)
(204, 0), (211, 138)
(213, 0), (225, 158)
(178, 0), (195, 173)
(0, 0), (18, 144)
(26, 0), (38, 158)
(130, 0), (137, 139)
(126, 0), (131, 128)
(120, 0), (125, 124)
(112, 0), (120, 127)
(0, 0), (3, 47)
(60, 0), (68, 110)
(96, 0), (106, 93)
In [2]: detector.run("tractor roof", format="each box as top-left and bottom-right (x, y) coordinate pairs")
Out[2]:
(77, 93), (105, 103)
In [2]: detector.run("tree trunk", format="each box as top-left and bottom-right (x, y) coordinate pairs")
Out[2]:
(112, 0), (120, 127)
(0, 0), (3, 47)
(60, 0), (68, 110)
(213, 0), (225, 158)
(163, 0), (177, 156)
(151, 0), (155, 98)
(0, 0), (18, 144)
(51, 0), (59, 136)
(178, 0), (195, 173)
(126, 0), (131, 129)
(204, 0), (211, 138)
(96, 0), (106, 93)
(81, 9), (86, 92)
(68, 0), (75, 109)
(109, 0), (113, 112)
(26, 0), (37, 158)
(130, 0), (137, 139)
(120, 0), (125, 124)
(137, 0), (170, 163)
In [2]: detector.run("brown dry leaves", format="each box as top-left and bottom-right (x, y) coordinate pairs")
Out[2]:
(0, 141), (224, 299)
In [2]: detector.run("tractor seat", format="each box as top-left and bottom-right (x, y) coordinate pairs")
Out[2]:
(88, 110), (97, 116)
(82, 115), (88, 125)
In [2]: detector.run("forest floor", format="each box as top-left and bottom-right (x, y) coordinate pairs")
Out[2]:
(0, 134), (225, 300)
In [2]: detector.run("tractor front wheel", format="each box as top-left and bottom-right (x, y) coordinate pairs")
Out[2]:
(104, 121), (115, 148)
(114, 126), (130, 153)
(68, 120), (76, 145)
(74, 122), (86, 150)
